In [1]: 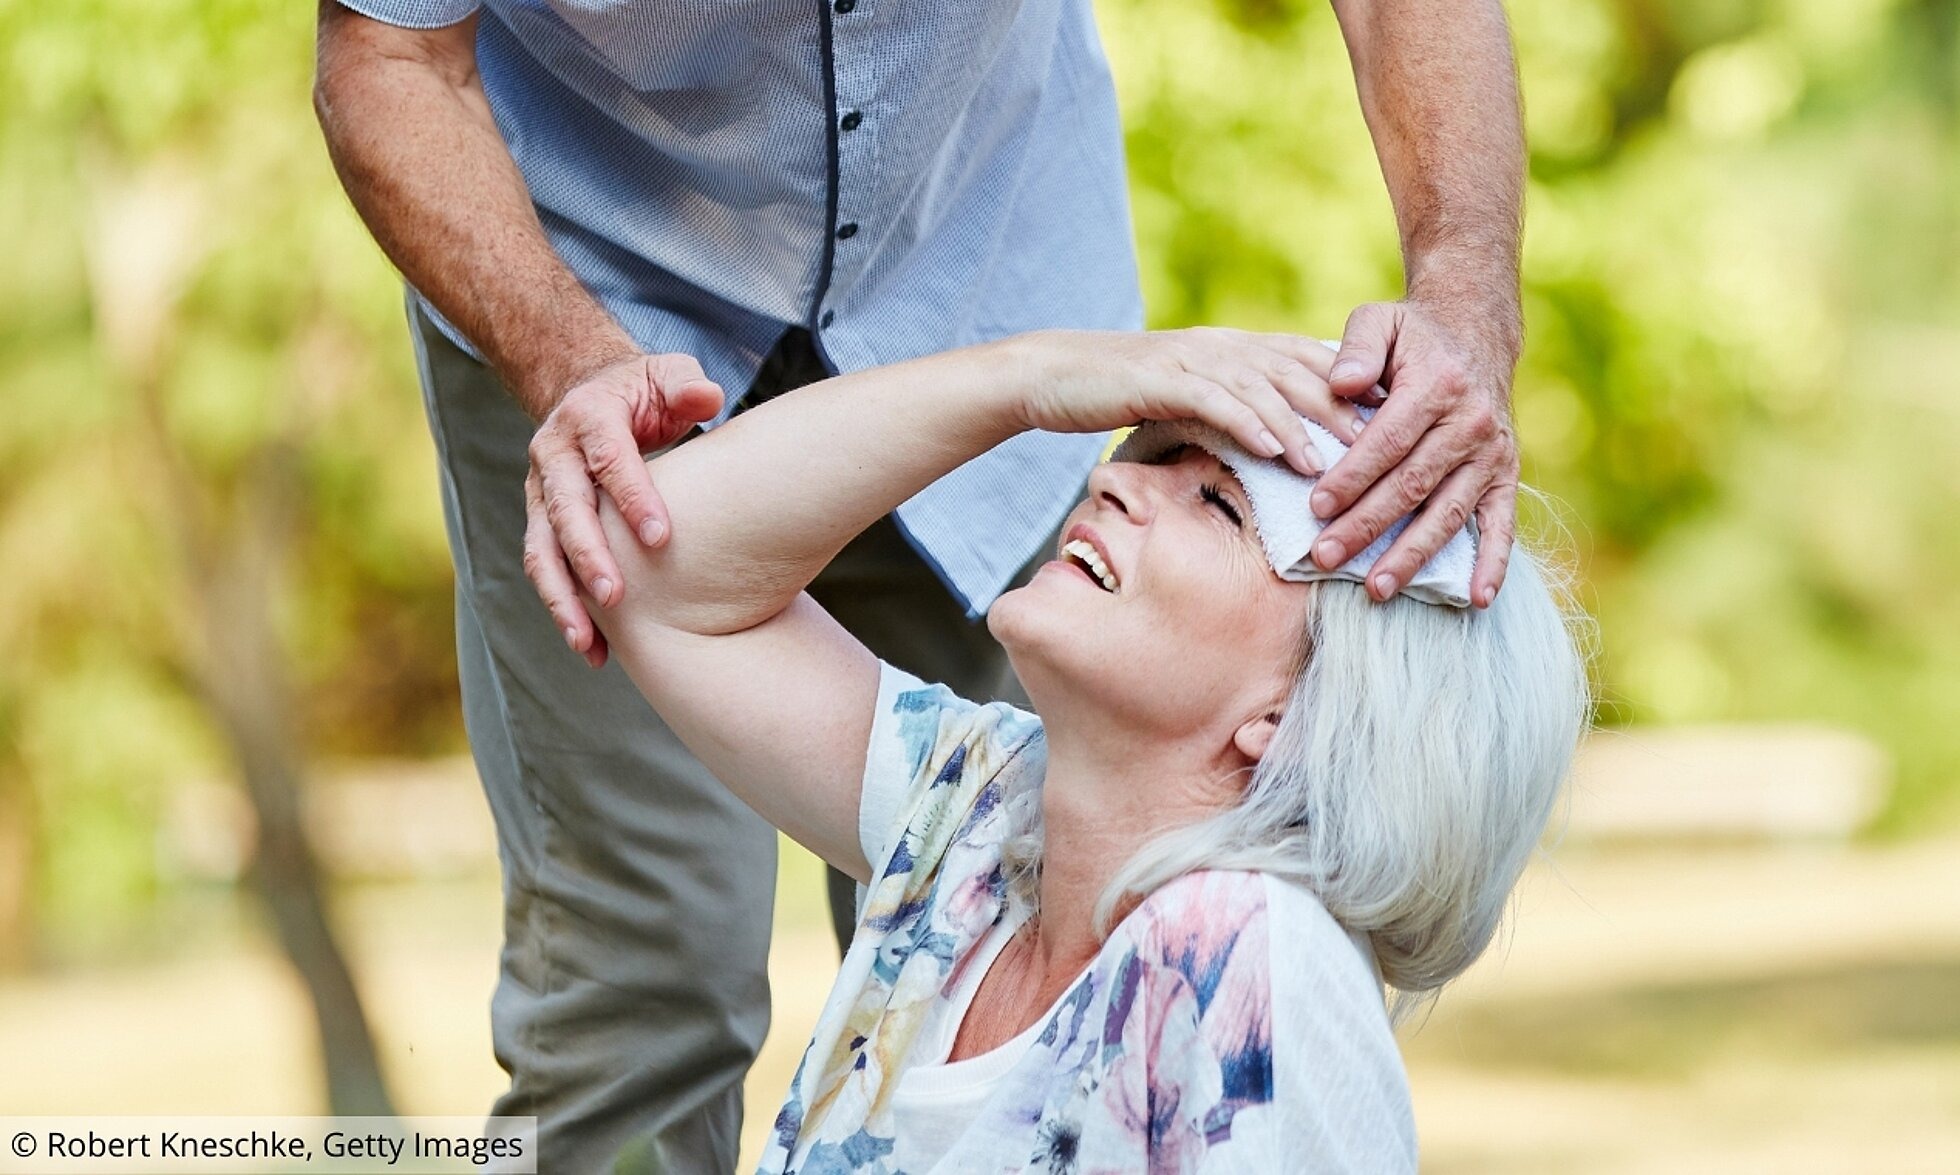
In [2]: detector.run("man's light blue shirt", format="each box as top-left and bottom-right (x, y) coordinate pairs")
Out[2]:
(346, 0), (1145, 615)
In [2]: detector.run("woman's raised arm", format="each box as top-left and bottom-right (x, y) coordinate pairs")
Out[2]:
(580, 329), (1360, 880)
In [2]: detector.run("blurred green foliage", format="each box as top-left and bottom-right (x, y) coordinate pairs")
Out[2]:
(0, 0), (1955, 960)
(1108, 0), (1960, 831)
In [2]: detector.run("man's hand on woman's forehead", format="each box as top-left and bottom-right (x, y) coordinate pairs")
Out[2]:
(1311, 300), (1521, 609)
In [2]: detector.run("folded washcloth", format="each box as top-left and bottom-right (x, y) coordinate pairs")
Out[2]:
(1109, 354), (1476, 606)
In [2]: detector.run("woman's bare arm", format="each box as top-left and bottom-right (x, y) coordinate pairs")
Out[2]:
(587, 329), (1356, 879)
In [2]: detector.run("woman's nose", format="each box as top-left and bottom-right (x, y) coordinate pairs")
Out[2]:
(1086, 459), (1157, 524)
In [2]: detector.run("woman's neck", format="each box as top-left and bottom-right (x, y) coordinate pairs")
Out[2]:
(1023, 722), (1243, 979)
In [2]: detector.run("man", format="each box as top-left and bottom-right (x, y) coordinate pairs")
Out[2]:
(313, 0), (1526, 1169)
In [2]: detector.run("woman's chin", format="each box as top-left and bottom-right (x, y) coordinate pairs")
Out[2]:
(987, 572), (1116, 675)
(988, 571), (1072, 647)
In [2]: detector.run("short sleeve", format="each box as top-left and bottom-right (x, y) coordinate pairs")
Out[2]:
(1261, 876), (1418, 1172)
(333, 0), (481, 30)
(855, 661), (1042, 883)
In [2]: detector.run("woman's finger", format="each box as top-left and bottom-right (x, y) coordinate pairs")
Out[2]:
(1177, 346), (1322, 475)
(1223, 362), (1323, 475)
(1237, 330), (1390, 410)
(1241, 331), (1340, 378)
(1257, 351), (1365, 447)
(1153, 372), (1288, 463)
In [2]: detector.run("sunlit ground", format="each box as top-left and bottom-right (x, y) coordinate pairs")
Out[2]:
(4, 832), (1959, 1172)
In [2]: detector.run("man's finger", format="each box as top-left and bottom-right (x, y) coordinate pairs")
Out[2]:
(1329, 303), (1398, 400)
(1309, 376), (1449, 520)
(539, 454), (624, 607)
(523, 475), (604, 662)
(1470, 479), (1518, 608)
(578, 418), (671, 548)
(1362, 460), (1489, 602)
(1310, 427), (1463, 573)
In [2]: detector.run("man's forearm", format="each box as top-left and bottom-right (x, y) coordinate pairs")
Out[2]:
(1332, 0), (1526, 362)
(312, 4), (637, 418)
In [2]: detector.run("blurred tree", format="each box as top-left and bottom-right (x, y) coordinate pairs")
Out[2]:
(78, 143), (392, 1116)
(0, 0), (456, 1112)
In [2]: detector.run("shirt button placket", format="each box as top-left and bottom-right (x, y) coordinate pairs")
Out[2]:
(824, 0), (873, 336)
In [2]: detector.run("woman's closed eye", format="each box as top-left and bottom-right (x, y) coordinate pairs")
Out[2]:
(1200, 482), (1243, 529)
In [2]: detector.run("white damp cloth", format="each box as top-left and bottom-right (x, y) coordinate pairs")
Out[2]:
(1108, 344), (1477, 607)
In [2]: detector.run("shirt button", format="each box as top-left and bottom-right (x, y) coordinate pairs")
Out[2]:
(820, 309), (836, 328)
(836, 222), (858, 240)
(840, 110), (863, 132)
(834, 0), (854, 12)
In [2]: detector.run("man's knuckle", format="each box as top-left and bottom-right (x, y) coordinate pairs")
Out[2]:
(544, 488), (585, 523)
(1434, 495), (1471, 533)
(1431, 365), (1470, 398)
(584, 436), (624, 472)
(1393, 463), (1432, 504)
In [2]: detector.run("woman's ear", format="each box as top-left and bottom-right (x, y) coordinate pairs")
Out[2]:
(1232, 712), (1281, 764)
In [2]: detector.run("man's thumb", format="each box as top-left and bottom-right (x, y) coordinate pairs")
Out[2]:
(1330, 303), (1396, 398)
(670, 378), (724, 423)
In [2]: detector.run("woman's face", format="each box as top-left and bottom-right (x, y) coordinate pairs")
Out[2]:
(990, 444), (1310, 739)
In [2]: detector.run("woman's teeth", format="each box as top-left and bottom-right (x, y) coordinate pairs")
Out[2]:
(1062, 539), (1119, 592)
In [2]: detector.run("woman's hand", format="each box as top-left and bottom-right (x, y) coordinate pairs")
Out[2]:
(1005, 327), (1371, 477)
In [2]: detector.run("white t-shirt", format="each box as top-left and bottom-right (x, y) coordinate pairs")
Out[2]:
(885, 904), (1043, 1172)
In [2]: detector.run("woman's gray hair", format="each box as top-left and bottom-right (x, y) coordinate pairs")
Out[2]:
(1002, 514), (1592, 1022)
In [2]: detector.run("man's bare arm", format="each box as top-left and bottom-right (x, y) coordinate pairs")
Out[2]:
(312, 2), (635, 414)
(313, 2), (722, 663)
(1318, 0), (1526, 609)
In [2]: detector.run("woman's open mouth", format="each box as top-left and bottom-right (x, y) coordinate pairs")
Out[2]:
(1060, 538), (1119, 593)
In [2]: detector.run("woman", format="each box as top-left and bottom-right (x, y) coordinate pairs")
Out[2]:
(572, 327), (1589, 1172)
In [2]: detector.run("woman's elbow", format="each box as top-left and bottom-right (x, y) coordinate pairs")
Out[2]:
(592, 484), (783, 638)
